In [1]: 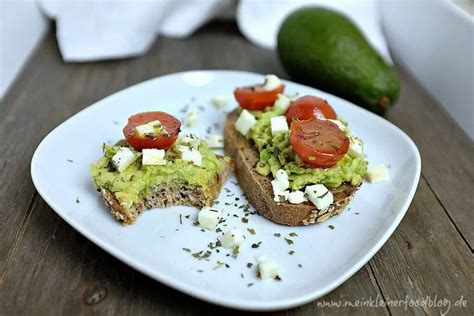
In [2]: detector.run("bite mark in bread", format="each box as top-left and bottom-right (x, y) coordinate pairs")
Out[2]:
(99, 156), (232, 225)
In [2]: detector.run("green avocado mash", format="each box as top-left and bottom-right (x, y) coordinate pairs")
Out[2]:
(246, 107), (367, 190)
(90, 140), (228, 209)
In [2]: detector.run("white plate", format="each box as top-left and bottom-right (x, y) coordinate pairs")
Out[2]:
(31, 70), (421, 311)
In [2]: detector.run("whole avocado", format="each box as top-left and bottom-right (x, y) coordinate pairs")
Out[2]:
(277, 8), (400, 115)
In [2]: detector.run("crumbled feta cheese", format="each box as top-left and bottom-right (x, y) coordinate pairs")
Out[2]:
(211, 95), (229, 109)
(184, 108), (199, 127)
(288, 191), (308, 204)
(219, 229), (245, 249)
(367, 164), (390, 183)
(198, 207), (221, 230)
(349, 137), (363, 155)
(327, 119), (345, 131)
(235, 109), (256, 136)
(135, 120), (162, 136)
(142, 148), (166, 166)
(270, 116), (289, 135)
(207, 135), (223, 149)
(257, 256), (280, 279)
(271, 169), (290, 202)
(273, 169), (289, 191)
(181, 133), (200, 149)
(305, 184), (334, 210)
(111, 147), (137, 172)
(178, 145), (202, 167)
(274, 94), (291, 111)
(273, 190), (289, 202)
(262, 74), (282, 91)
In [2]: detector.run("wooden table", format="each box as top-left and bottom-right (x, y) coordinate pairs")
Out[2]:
(1, 22), (473, 315)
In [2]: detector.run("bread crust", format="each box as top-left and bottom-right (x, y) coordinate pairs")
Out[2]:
(99, 156), (232, 225)
(224, 110), (361, 226)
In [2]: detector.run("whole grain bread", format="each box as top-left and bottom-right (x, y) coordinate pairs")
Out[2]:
(100, 155), (232, 225)
(224, 110), (361, 226)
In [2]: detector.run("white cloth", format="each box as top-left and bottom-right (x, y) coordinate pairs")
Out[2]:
(39, 0), (390, 62)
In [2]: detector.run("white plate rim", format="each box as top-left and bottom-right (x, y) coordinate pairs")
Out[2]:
(31, 70), (421, 311)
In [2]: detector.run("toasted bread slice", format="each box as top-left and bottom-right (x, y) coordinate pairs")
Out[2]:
(224, 110), (360, 226)
(99, 155), (232, 225)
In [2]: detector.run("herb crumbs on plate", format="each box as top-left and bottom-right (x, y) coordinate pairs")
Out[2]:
(274, 233), (281, 237)
(247, 228), (256, 235)
(247, 263), (253, 268)
(247, 283), (254, 287)
(241, 217), (249, 224)
(185, 215), (190, 219)
(75, 197), (80, 204)
(251, 241), (262, 248)
(284, 238), (294, 245)
(182, 248), (191, 252)
(328, 225), (335, 230)
(231, 246), (240, 259)
(67, 159), (74, 163)
(289, 232), (298, 237)
(197, 270), (204, 273)
(289, 250), (295, 255)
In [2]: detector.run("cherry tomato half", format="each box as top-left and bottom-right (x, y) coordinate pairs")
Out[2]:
(285, 96), (337, 125)
(123, 111), (181, 151)
(290, 118), (349, 168)
(234, 84), (284, 111)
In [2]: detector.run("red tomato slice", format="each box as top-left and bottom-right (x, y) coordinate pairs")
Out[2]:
(234, 84), (284, 110)
(290, 118), (349, 168)
(123, 111), (181, 150)
(285, 96), (337, 125)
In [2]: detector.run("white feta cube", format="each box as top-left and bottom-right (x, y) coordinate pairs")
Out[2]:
(184, 108), (199, 127)
(262, 74), (282, 91)
(305, 184), (334, 210)
(211, 95), (229, 109)
(288, 191), (308, 204)
(207, 135), (223, 149)
(181, 134), (200, 149)
(178, 145), (202, 167)
(274, 94), (291, 111)
(135, 120), (162, 136)
(273, 190), (289, 202)
(234, 109), (256, 136)
(257, 256), (280, 279)
(111, 147), (137, 172)
(273, 169), (289, 191)
(142, 148), (166, 166)
(270, 116), (289, 135)
(349, 137), (363, 155)
(271, 169), (290, 202)
(367, 164), (390, 183)
(198, 207), (221, 230)
(219, 229), (245, 249)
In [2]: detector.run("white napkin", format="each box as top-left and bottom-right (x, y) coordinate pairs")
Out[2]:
(39, 0), (390, 62)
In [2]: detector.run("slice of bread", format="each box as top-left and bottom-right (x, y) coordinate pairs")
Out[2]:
(224, 110), (361, 226)
(99, 155), (232, 225)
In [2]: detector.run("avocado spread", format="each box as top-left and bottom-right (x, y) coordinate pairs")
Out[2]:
(91, 140), (228, 209)
(246, 107), (367, 190)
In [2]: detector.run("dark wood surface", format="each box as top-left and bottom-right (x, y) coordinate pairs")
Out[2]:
(1, 22), (473, 315)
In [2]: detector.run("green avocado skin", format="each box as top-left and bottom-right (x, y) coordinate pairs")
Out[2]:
(277, 8), (400, 115)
